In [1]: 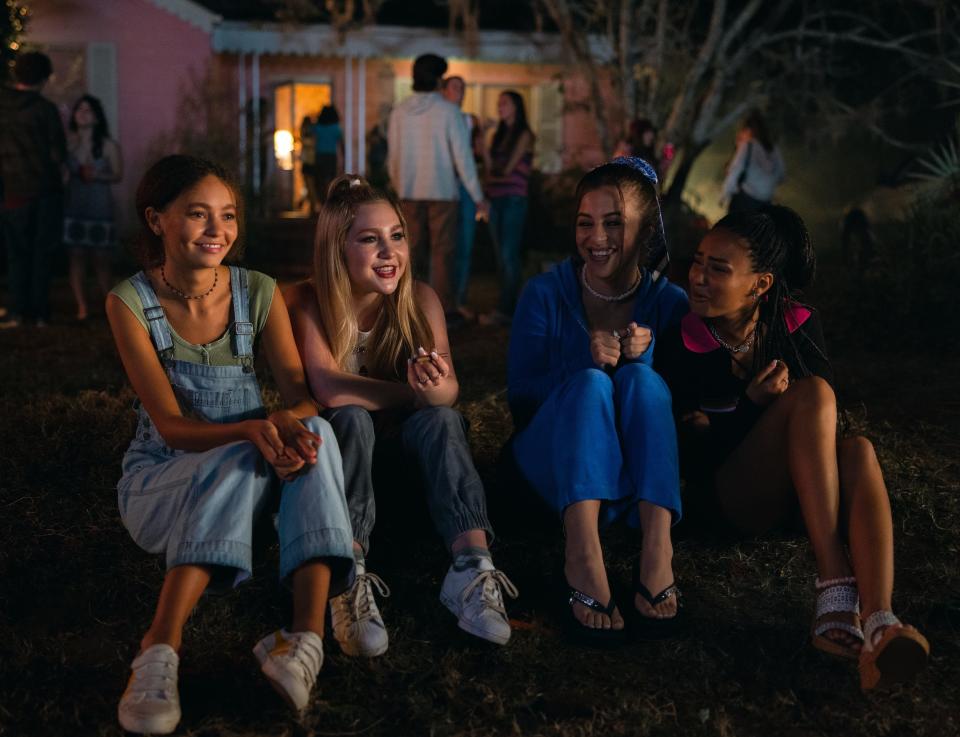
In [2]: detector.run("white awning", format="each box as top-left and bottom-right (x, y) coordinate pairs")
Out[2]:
(146, 0), (222, 33)
(212, 21), (609, 64)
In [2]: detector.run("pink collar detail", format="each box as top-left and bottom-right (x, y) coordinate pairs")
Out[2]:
(784, 303), (812, 332)
(681, 303), (812, 354)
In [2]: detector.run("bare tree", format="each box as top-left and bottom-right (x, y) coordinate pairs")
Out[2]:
(274, 0), (383, 35)
(535, 0), (955, 207)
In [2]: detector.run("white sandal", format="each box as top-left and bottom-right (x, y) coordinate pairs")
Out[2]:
(811, 576), (864, 661)
(859, 610), (929, 691)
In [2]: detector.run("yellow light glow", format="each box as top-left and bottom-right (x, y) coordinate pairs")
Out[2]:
(273, 129), (294, 171)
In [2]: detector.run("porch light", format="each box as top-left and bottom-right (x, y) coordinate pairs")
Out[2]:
(273, 129), (294, 171)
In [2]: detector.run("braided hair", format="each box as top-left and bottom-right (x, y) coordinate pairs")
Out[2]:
(713, 205), (823, 378)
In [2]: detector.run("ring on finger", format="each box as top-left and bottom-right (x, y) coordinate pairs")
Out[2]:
(418, 377), (429, 385)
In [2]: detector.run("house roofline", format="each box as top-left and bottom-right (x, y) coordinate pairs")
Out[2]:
(146, 0), (222, 33)
(212, 21), (611, 64)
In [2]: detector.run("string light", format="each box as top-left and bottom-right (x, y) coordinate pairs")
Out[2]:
(2, 1), (29, 62)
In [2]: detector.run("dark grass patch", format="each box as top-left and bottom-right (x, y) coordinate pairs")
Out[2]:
(1, 274), (958, 736)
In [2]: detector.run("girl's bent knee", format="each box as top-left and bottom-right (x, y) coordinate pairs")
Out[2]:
(566, 368), (614, 397)
(788, 375), (835, 407)
(301, 415), (336, 442)
(326, 404), (374, 432)
(415, 405), (463, 430)
(839, 435), (880, 471)
(613, 362), (660, 388)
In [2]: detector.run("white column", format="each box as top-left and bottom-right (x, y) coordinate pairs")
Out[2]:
(251, 53), (261, 195)
(344, 56), (354, 173)
(238, 53), (246, 182)
(358, 56), (366, 175)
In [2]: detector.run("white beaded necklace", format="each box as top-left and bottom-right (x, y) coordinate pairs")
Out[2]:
(581, 265), (642, 303)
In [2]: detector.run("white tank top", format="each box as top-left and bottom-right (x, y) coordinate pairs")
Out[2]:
(343, 329), (371, 376)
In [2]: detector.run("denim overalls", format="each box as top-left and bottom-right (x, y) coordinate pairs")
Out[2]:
(117, 266), (354, 593)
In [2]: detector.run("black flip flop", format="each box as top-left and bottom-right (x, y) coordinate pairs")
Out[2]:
(563, 580), (627, 648)
(631, 563), (685, 640)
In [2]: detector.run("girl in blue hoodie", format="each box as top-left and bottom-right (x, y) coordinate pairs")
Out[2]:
(507, 158), (688, 644)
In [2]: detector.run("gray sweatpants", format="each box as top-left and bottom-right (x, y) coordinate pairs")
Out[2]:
(322, 405), (494, 552)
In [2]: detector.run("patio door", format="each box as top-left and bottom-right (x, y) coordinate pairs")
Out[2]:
(273, 81), (333, 213)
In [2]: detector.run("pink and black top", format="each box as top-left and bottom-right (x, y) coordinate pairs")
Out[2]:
(654, 302), (833, 467)
(485, 147), (532, 199)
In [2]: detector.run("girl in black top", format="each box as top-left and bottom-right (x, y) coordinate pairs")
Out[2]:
(656, 205), (928, 691)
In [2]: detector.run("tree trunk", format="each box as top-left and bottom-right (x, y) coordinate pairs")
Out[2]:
(662, 140), (707, 212)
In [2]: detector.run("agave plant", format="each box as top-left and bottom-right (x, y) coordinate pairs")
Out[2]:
(911, 116), (960, 197)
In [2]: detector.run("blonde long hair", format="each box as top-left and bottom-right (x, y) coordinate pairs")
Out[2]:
(313, 175), (434, 380)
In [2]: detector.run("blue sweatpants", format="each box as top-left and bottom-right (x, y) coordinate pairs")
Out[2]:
(512, 364), (681, 527)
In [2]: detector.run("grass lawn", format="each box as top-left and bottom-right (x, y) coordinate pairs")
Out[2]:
(0, 265), (957, 737)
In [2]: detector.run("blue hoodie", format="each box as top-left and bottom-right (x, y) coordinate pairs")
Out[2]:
(507, 257), (688, 430)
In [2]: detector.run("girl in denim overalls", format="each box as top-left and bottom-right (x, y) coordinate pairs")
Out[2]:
(107, 155), (354, 734)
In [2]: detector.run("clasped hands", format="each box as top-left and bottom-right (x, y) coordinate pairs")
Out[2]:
(406, 346), (450, 408)
(246, 410), (321, 482)
(590, 322), (652, 368)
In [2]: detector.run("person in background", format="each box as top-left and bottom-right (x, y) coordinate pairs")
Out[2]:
(441, 74), (483, 322)
(0, 51), (67, 329)
(366, 121), (389, 190)
(313, 105), (343, 202)
(387, 53), (488, 329)
(479, 91), (534, 327)
(299, 114), (319, 214)
(614, 118), (660, 176)
(285, 175), (517, 657)
(720, 110), (785, 214)
(64, 94), (122, 321)
(108, 155), (354, 733)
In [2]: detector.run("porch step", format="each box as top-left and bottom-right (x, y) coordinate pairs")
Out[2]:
(246, 217), (315, 278)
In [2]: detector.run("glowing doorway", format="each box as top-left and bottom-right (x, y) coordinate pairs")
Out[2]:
(274, 81), (333, 213)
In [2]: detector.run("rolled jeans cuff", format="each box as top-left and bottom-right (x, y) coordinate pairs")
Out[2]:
(170, 539), (251, 575)
(280, 526), (356, 595)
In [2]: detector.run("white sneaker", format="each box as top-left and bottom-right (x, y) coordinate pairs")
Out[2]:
(440, 554), (519, 645)
(117, 644), (181, 735)
(253, 629), (324, 712)
(329, 559), (391, 657)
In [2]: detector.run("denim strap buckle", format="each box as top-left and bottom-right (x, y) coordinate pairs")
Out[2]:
(234, 321), (254, 336)
(144, 305), (165, 322)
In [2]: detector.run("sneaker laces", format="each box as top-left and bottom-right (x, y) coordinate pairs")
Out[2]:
(338, 571), (391, 624)
(459, 569), (519, 618)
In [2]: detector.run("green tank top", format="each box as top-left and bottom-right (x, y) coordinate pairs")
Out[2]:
(110, 269), (276, 366)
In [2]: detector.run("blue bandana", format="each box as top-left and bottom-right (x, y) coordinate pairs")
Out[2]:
(609, 156), (659, 186)
(599, 156), (669, 281)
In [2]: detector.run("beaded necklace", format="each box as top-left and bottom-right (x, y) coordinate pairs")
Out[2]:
(161, 265), (218, 300)
(580, 264), (642, 302)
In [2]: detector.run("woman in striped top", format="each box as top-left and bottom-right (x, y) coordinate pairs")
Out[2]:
(480, 91), (535, 326)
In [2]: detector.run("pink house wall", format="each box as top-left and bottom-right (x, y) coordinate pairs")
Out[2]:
(27, 0), (215, 230)
(25, 0), (609, 223)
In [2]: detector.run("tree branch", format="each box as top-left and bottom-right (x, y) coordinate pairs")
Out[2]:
(663, 0), (727, 138)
